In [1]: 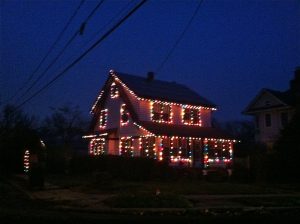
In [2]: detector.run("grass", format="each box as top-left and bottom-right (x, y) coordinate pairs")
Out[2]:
(104, 193), (192, 208)
(46, 173), (300, 195)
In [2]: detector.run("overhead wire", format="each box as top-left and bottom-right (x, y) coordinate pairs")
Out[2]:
(17, 0), (105, 101)
(55, 0), (134, 73)
(5, 0), (86, 104)
(16, 0), (148, 109)
(156, 0), (204, 73)
(17, 0), (104, 100)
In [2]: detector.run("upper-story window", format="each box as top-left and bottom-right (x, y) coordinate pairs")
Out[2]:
(280, 112), (288, 127)
(99, 109), (108, 129)
(182, 107), (201, 125)
(265, 113), (271, 127)
(120, 104), (129, 126)
(110, 82), (119, 98)
(151, 102), (172, 123)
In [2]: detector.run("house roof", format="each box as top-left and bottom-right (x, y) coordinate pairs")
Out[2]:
(265, 89), (296, 106)
(243, 88), (296, 114)
(139, 121), (233, 139)
(115, 72), (216, 108)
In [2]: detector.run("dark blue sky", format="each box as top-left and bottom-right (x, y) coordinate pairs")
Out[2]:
(1, 0), (299, 122)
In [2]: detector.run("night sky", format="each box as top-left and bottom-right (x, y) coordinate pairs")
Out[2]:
(1, 0), (299, 122)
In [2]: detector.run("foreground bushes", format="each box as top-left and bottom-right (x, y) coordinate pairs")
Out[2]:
(69, 155), (204, 181)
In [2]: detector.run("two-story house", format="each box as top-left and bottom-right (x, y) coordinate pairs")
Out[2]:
(84, 70), (236, 169)
(243, 68), (300, 148)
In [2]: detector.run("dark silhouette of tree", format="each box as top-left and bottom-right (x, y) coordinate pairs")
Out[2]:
(40, 105), (87, 173)
(272, 104), (300, 182)
(0, 105), (38, 174)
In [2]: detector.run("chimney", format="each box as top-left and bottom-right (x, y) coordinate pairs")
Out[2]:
(290, 67), (300, 97)
(146, 72), (154, 82)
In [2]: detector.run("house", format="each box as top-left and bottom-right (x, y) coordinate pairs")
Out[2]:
(84, 70), (236, 169)
(243, 68), (300, 148)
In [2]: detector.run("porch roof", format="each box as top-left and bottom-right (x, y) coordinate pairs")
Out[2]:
(138, 121), (233, 139)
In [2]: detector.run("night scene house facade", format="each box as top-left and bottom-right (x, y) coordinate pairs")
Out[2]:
(243, 68), (300, 148)
(84, 70), (236, 169)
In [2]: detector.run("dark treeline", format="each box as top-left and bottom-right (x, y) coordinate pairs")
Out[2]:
(0, 103), (299, 183)
(0, 104), (88, 175)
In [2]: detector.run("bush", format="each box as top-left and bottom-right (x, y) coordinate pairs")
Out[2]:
(69, 155), (204, 181)
(205, 168), (229, 182)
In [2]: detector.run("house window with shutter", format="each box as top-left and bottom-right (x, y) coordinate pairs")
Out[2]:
(99, 109), (108, 129)
(151, 102), (172, 123)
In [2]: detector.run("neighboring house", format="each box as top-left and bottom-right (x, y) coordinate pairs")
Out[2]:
(84, 70), (236, 169)
(243, 68), (300, 148)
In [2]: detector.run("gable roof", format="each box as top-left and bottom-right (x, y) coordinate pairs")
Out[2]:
(266, 89), (296, 106)
(243, 88), (295, 114)
(114, 72), (216, 108)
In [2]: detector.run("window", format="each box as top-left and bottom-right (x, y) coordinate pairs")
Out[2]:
(99, 109), (108, 129)
(120, 137), (133, 157)
(182, 107), (201, 125)
(90, 138), (106, 155)
(120, 104), (129, 126)
(151, 102), (172, 123)
(281, 112), (288, 127)
(265, 100), (271, 106)
(110, 82), (119, 98)
(255, 116), (259, 128)
(140, 137), (155, 158)
(265, 113), (271, 127)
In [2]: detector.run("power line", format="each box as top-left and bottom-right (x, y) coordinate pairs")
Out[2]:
(156, 0), (204, 73)
(6, 0), (85, 104)
(53, 0), (134, 77)
(16, 0), (148, 109)
(18, 0), (105, 99)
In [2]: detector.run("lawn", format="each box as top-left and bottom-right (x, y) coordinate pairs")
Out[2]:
(46, 172), (300, 196)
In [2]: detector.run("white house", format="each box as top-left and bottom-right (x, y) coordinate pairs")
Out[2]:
(84, 70), (236, 169)
(243, 68), (300, 148)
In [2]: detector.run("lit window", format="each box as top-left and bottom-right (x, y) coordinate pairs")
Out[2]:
(265, 113), (271, 127)
(140, 137), (156, 158)
(120, 104), (129, 126)
(99, 109), (108, 129)
(110, 82), (119, 98)
(151, 102), (172, 123)
(120, 137), (133, 157)
(182, 107), (201, 125)
(90, 138), (106, 155)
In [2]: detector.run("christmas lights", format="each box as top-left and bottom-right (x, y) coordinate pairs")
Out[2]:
(99, 109), (108, 129)
(182, 106), (202, 126)
(110, 82), (119, 98)
(91, 70), (217, 114)
(88, 70), (236, 170)
(120, 104), (129, 126)
(89, 138), (106, 155)
(151, 101), (173, 124)
(120, 137), (134, 157)
(139, 137), (156, 158)
(24, 149), (30, 173)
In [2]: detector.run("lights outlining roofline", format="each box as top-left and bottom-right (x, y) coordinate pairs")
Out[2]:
(90, 70), (217, 114)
